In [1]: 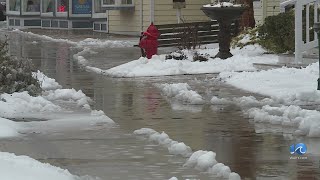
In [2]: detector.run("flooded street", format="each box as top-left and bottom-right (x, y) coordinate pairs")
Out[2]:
(0, 27), (320, 180)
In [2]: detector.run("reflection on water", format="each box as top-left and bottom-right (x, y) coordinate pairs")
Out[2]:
(0, 29), (319, 180)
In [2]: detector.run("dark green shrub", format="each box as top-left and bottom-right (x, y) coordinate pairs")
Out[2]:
(258, 10), (295, 53)
(0, 38), (41, 96)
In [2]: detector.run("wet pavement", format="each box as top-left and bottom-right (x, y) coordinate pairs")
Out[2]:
(0, 27), (320, 180)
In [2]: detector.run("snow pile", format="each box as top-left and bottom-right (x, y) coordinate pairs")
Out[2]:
(210, 96), (232, 105)
(134, 128), (192, 157)
(77, 38), (135, 48)
(33, 71), (62, 90)
(0, 92), (61, 118)
(105, 45), (277, 77)
(133, 128), (240, 180)
(211, 96), (275, 108)
(0, 152), (88, 180)
(22, 110), (114, 134)
(0, 118), (20, 138)
(204, 2), (242, 8)
(156, 83), (204, 105)
(0, 71), (114, 137)
(248, 105), (320, 137)
(13, 30), (135, 48)
(168, 177), (178, 180)
(239, 34), (252, 44)
(219, 63), (320, 104)
(43, 89), (91, 109)
(13, 29), (77, 45)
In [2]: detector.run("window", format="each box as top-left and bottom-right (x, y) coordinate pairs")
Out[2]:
(9, 0), (20, 11)
(101, 0), (133, 7)
(103, 0), (115, 5)
(57, 0), (67, 12)
(121, 0), (132, 4)
(23, 0), (40, 12)
(42, 0), (53, 13)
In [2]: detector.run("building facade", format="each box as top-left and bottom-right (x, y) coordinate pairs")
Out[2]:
(6, 0), (282, 35)
(6, 0), (213, 35)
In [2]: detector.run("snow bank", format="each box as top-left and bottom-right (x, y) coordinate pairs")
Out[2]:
(13, 29), (135, 48)
(23, 110), (114, 134)
(0, 92), (61, 118)
(210, 94), (320, 137)
(77, 38), (135, 48)
(105, 45), (277, 77)
(220, 63), (320, 104)
(0, 152), (86, 180)
(215, 62), (320, 137)
(133, 128), (240, 180)
(210, 96), (232, 105)
(156, 83), (204, 104)
(0, 71), (114, 137)
(13, 29), (77, 45)
(0, 118), (20, 138)
(248, 105), (320, 137)
(33, 71), (62, 90)
(168, 177), (178, 180)
(43, 89), (91, 109)
(134, 128), (192, 157)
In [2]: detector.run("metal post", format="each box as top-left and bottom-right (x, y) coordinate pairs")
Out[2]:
(314, 22), (320, 90)
(295, 1), (303, 64)
(318, 32), (320, 90)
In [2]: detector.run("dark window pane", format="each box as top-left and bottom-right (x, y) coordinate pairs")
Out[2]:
(24, 19), (41, 26)
(51, 20), (58, 27)
(72, 21), (92, 28)
(59, 21), (68, 28)
(42, 20), (50, 27)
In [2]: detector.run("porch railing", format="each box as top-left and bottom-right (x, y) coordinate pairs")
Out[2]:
(281, 0), (319, 63)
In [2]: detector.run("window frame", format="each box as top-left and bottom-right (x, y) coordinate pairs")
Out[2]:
(101, 0), (134, 8)
(7, 0), (21, 15)
(55, 0), (67, 17)
(40, 0), (54, 17)
(21, 0), (40, 15)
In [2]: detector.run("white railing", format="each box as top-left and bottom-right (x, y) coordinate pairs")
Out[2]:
(281, 0), (319, 63)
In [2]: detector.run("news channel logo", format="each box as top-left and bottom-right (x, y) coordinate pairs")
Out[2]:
(290, 143), (307, 155)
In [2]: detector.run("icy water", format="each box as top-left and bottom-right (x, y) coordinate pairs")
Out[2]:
(0, 27), (320, 180)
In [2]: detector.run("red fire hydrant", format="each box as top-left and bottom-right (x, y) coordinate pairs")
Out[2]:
(139, 23), (160, 59)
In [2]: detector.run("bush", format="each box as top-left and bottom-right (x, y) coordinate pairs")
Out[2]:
(231, 27), (260, 49)
(0, 38), (41, 96)
(258, 10), (295, 53)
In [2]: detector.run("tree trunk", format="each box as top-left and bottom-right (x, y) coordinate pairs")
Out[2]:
(236, 0), (255, 30)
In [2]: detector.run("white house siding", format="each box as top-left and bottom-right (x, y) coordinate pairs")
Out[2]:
(154, 0), (211, 25)
(108, 0), (211, 35)
(108, 0), (151, 35)
(262, 0), (280, 23)
(254, 0), (263, 25)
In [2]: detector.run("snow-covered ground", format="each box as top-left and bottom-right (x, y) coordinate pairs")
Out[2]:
(103, 45), (278, 77)
(210, 62), (320, 137)
(134, 128), (241, 180)
(0, 71), (114, 138)
(0, 152), (91, 180)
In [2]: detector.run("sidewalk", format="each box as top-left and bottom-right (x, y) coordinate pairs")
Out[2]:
(254, 48), (319, 70)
